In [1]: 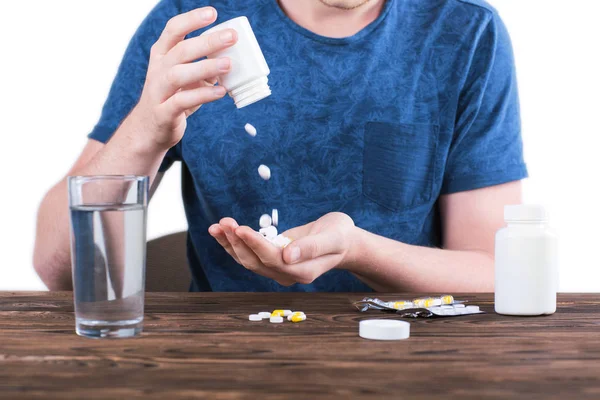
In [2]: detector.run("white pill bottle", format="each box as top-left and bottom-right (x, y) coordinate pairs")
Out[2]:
(495, 205), (558, 316)
(202, 17), (271, 109)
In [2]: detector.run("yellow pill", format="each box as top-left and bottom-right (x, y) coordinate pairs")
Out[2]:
(291, 314), (306, 323)
(423, 298), (437, 308)
(441, 295), (454, 305)
(393, 301), (412, 310)
(287, 312), (306, 321)
(413, 298), (431, 308)
(271, 310), (285, 317)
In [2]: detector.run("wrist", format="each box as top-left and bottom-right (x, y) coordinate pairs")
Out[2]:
(340, 225), (368, 273)
(121, 108), (172, 156)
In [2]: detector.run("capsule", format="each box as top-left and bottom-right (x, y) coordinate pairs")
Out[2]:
(290, 314), (306, 323)
(392, 301), (413, 310)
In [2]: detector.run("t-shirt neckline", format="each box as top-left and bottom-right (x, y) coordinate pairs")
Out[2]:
(272, 0), (394, 45)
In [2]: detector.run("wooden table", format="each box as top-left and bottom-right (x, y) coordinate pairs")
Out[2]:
(1, 292), (599, 399)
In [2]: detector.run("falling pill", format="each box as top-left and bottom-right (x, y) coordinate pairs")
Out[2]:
(259, 214), (272, 228)
(258, 165), (271, 180)
(245, 123), (257, 137)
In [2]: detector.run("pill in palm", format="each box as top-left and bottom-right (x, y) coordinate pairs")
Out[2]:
(272, 209), (279, 227)
(260, 226), (278, 239)
(245, 123), (257, 137)
(258, 165), (271, 180)
(259, 214), (272, 228)
(269, 234), (292, 248)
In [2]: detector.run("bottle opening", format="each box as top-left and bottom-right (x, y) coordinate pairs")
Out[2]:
(229, 76), (272, 109)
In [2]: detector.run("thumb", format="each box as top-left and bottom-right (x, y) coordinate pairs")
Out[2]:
(283, 232), (344, 265)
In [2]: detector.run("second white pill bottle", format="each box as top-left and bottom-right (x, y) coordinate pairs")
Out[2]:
(495, 205), (558, 316)
(202, 17), (271, 109)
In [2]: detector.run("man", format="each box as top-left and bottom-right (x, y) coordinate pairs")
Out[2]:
(34, 0), (527, 292)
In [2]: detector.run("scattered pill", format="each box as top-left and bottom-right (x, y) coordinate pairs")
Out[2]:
(453, 304), (466, 309)
(466, 306), (480, 312)
(249, 314), (262, 321)
(271, 310), (285, 317)
(272, 209), (279, 227)
(245, 123), (257, 137)
(441, 295), (455, 305)
(441, 305), (453, 309)
(270, 316), (284, 323)
(258, 312), (271, 319)
(287, 312), (305, 321)
(258, 164), (271, 180)
(283, 310), (292, 317)
(259, 214), (272, 228)
(359, 319), (410, 341)
(291, 314), (307, 323)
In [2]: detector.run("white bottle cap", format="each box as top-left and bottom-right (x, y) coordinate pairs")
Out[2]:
(359, 319), (410, 341)
(504, 205), (547, 222)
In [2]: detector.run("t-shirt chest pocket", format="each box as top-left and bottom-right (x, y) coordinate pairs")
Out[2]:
(363, 122), (440, 211)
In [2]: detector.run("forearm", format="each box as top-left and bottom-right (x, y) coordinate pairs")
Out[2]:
(345, 227), (494, 292)
(33, 114), (167, 290)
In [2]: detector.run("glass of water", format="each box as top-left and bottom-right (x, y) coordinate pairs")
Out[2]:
(68, 175), (149, 339)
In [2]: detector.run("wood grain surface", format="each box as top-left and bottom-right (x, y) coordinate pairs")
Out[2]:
(1, 292), (599, 399)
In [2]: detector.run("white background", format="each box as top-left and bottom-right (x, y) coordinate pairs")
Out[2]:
(0, 1), (598, 291)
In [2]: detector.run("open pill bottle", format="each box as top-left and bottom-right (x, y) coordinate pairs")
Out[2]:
(202, 17), (271, 109)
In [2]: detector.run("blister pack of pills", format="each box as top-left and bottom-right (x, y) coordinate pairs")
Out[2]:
(353, 295), (483, 318)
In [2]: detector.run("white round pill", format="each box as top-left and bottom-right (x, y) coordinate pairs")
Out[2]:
(260, 226), (278, 240)
(270, 316), (284, 323)
(249, 314), (262, 321)
(245, 123), (257, 137)
(258, 312), (271, 319)
(466, 306), (480, 312)
(359, 319), (410, 341)
(283, 310), (292, 317)
(259, 214), (272, 228)
(258, 165), (271, 180)
(272, 209), (279, 227)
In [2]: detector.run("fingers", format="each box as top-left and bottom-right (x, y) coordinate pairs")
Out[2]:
(220, 219), (263, 270)
(165, 29), (238, 67)
(152, 7), (218, 57)
(162, 58), (231, 99)
(220, 221), (293, 286)
(282, 232), (345, 265)
(208, 224), (240, 264)
(159, 85), (226, 121)
(282, 221), (314, 241)
(285, 254), (341, 285)
(235, 226), (283, 268)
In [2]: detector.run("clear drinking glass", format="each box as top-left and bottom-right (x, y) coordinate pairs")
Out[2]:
(68, 175), (149, 338)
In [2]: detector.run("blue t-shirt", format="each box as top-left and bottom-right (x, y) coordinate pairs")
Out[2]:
(89, 0), (527, 292)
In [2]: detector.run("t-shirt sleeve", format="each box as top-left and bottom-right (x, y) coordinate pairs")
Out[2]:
(88, 0), (181, 172)
(441, 11), (528, 194)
